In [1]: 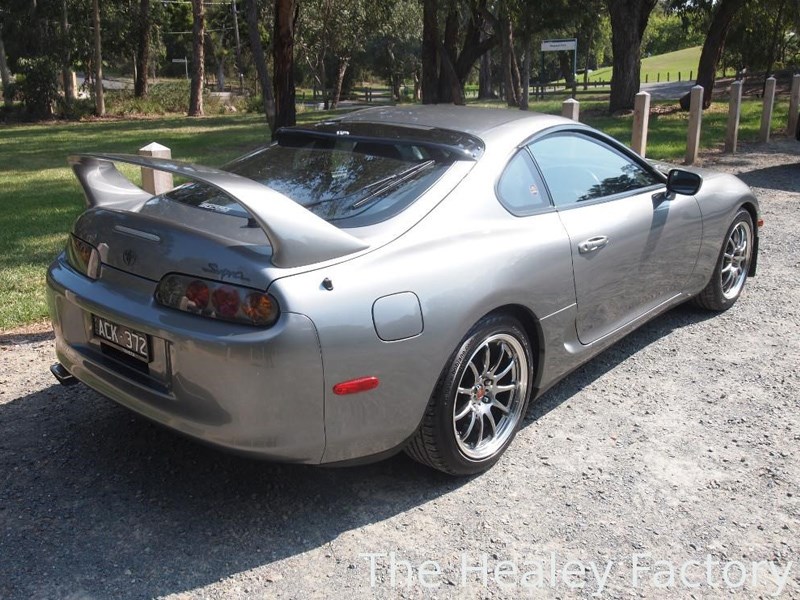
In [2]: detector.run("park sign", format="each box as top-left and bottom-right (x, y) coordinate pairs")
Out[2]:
(541, 39), (577, 52)
(539, 39), (578, 97)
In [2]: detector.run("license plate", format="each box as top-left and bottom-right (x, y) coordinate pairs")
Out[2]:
(92, 315), (150, 362)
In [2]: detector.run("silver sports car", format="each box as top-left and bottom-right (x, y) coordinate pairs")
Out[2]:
(46, 106), (760, 475)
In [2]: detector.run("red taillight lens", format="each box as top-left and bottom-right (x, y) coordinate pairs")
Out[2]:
(212, 286), (240, 318)
(155, 274), (279, 327)
(185, 280), (210, 311)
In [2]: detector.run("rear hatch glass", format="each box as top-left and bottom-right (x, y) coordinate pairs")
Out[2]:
(160, 136), (453, 228)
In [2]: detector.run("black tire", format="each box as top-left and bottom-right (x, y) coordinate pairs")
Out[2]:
(405, 314), (534, 476)
(693, 209), (754, 312)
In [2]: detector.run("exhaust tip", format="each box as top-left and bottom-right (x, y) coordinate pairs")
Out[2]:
(50, 363), (78, 387)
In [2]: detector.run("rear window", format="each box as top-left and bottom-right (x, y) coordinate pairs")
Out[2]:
(163, 138), (452, 228)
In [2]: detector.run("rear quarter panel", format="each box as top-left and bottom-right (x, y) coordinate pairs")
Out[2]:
(271, 152), (576, 463)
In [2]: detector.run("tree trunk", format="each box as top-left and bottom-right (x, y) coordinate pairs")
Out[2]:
(520, 33), (531, 111)
(216, 51), (226, 92)
(680, 0), (745, 109)
(500, 11), (518, 107)
(244, 0), (276, 134)
(0, 27), (13, 107)
(421, 0), (439, 104)
(272, 0), (297, 134)
(135, 0), (150, 97)
(762, 0), (787, 94)
(188, 0), (205, 116)
(92, 0), (105, 116)
(60, 0), (74, 106)
(478, 48), (493, 99)
(330, 58), (348, 109)
(437, 6), (463, 103)
(607, 0), (656, 113)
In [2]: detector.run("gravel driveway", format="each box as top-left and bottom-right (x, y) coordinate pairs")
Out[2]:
(1, 140), (798, 599)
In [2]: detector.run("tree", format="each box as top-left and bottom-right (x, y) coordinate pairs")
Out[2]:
(363, 0), (421, 102)
(606, 0), (657, 113)
(60, 0), (75, 106)
(0, 26), (13, 107)
(92, 0), (105, 116)
(420, 0), (499, 104)
(677, 0), (745, 109)
(244, 0), (277, 133)
(188, 0), (205, 116)
(135, 0), (151, 97)
(273, 0), (296, 131)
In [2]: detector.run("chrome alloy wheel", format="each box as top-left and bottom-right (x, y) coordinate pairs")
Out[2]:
(452, 333), (528, 460)
(720, 220), (752, 300)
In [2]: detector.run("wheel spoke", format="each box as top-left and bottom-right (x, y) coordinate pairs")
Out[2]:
(495, 383), (517, 393)
(496, 359), (514, 380)
(488, 343), (506, 376)
(467, 361), (480, 384)
(461, 411), (476, 441)
(482, 344), (491, 373)
(491, 398), (510, 414)
(454, 402), (472, 421)
(457, 386), (473, 396)
(486, 411), (498, 436)
(476, 413), (485, 443)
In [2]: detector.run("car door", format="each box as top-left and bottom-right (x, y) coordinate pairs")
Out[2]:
(528, 131), (702, 345)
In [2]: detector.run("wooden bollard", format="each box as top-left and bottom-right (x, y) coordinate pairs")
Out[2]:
(139, 142), (173, 195)
(725, 80), (743, 154)
(759, 76), (776, 143)
(788, 74), (800, 137)
(561, 98), (579, 121)
(631, 91), (650, 157)
(685, 85), (703, 165)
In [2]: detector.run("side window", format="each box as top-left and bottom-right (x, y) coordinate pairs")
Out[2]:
(496, 150), (551, 216)
(528, 133), (661, 207)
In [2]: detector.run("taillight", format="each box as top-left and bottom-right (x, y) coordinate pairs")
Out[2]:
(65, 234), (101, 279)
(155, 274), (279, 327)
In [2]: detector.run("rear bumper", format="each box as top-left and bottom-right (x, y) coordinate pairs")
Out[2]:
(46, 255), (326, 463)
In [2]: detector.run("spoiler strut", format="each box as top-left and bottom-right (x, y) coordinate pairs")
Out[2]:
(68, 153), (369, 269)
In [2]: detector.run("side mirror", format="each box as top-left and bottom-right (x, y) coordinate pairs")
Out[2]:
(666, 169), (702, 196)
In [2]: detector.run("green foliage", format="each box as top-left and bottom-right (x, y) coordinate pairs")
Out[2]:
(16, 57), (61, 119)
(643, 9), (703, 56)
(723, 0), (800, 72)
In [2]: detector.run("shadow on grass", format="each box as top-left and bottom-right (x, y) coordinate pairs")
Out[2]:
(0, 302), (714, 599)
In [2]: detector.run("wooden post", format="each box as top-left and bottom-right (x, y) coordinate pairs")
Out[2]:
(725, 80), (743, 154)
(631, 91), (651, 157)
(685, 85), (703, 165)
(759, 76), (776, 143)
(788, 73), (800, 137)
(561, 98), (579, 121)
(139, 143), (173, 195)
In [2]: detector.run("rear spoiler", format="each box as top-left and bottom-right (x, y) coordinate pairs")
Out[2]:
(68, 153), (369, 269)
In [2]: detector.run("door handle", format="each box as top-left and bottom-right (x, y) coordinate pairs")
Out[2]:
(578, 235), (609, 254)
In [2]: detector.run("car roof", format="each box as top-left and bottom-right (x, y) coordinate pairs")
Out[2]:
(334, 105), (565, 139)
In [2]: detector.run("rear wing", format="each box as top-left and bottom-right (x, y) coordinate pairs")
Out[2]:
(68, 153), (369, 269)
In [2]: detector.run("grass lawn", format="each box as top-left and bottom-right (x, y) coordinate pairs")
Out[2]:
(587, 46), (702, 83)
(0, 95), (793, 329)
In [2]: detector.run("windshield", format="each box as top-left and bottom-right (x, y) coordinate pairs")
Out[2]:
(162, 138), (452, 228)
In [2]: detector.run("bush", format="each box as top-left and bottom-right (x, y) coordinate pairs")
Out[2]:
(16, 57), (61, 119)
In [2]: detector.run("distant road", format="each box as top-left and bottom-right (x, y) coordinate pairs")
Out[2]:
(640, 80), (694, 100)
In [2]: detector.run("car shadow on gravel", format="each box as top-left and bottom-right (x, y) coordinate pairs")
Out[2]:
(0, 303), (714, 599)
(525, 302), (716, 424)
(736, 162), (800, 194)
